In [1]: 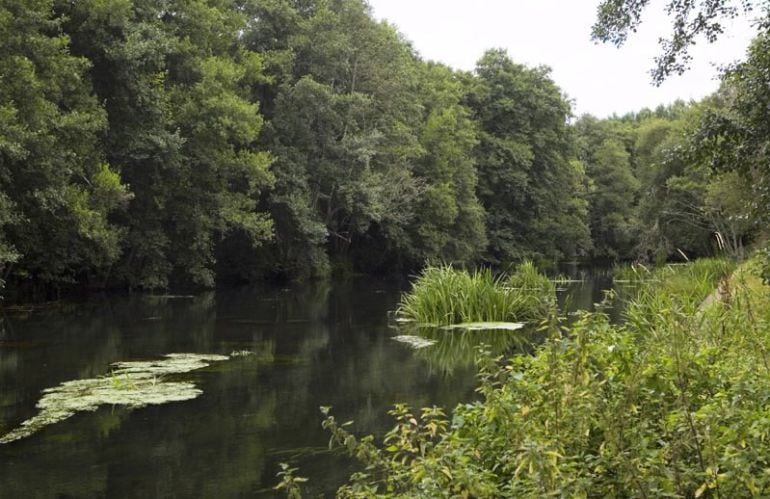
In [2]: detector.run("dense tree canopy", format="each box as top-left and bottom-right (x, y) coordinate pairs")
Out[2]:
(0, 0), (597, 299)
(572, 92), (763, 263)
(0, 0), (129, 294)
(468, 49), (590, 264)
(4, 0), (766, 299)
(56, 0), (275, 290)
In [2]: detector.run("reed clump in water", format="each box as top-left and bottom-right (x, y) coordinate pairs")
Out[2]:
(396, 262), (555, 326)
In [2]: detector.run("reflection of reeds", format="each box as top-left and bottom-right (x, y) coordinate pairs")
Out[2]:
(397, 262), (555, 326)
(396, 324), (540, 376)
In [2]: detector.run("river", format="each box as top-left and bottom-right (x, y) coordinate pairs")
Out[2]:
(0, 270), (613, 497)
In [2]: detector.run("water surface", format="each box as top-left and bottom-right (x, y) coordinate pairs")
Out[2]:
(0, 272), (610, 497)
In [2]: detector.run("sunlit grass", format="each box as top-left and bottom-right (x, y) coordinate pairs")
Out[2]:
(624, 257), (734, 325)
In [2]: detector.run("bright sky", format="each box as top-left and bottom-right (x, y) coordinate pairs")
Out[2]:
(366, 0), (757, 118)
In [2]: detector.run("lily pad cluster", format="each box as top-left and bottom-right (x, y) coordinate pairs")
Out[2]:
(0, 353), (228, 444)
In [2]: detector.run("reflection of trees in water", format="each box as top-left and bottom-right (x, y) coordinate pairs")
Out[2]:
(555, 266), (625, 323)
(0, 343), (280, 497)
(0, 279), (491, 497)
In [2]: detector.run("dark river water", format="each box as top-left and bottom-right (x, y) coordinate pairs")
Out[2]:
(0, 270), (612, 497)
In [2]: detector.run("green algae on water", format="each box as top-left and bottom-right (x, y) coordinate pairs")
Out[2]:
(0, 353), (228, 444)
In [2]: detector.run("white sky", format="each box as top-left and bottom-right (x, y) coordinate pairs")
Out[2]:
(366, 0), (757, 118)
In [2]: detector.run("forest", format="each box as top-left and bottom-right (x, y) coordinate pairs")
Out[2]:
(2, 0), (767, 301)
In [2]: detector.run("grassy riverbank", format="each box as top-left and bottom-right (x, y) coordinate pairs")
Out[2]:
(285, 257), (770, 497)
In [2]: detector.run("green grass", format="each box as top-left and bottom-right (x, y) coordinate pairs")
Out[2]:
(624, 257), (734, 324)
(612, 261), (653, 282)
(396, 262), (555, 326)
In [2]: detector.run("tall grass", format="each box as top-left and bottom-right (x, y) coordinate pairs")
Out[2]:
(624, 257), (734, 326)
(612, 262), (653, 282)
(397, 263), (555, 326)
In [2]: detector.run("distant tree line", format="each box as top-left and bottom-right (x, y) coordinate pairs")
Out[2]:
(0, 0), (767, 299)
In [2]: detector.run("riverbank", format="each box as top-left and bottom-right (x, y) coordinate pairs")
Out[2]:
(314, 257), (770, 497)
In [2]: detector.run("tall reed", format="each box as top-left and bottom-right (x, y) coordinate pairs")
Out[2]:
(397, 263), (555, 326)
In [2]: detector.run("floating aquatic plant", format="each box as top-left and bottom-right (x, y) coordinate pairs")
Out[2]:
(441, 322), (525, 332)
(229, 350), (255, 358)
(0, 353), (228, 444)
(392, 335), (437, 349)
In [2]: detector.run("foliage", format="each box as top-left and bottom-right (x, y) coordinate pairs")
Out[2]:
(252, 0), (428, 277)
(296, 258), (770, 498)
(0, 0), (129, 294)
(55, 0), (275, 290)
(274, 463), (307, 499)
(690, 33), (770, 250)
(396, 263), (555, 326)
(623, 257), (734, 320)
(573, 115), (640, 260)
(592, 0), (762, 84)
(612, 261), (653, 282)
(468, 49), (591, 264)
(632, 109), (717, 262)
(0, 0), (759, 300)
(407, 63), (487, 267)
(586, 137), (640, 259)
(573, 98), (758, 263)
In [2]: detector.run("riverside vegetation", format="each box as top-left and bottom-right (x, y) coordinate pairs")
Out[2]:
(275, 257), (770, 497)
(4, 0), (770, 301)
(389, 262), (556, 376)
(396, 262), (556, 327)
(5, 0), (770, 496)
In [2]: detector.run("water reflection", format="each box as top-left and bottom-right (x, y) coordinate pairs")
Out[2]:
(0, 271), (614, 497)
(556, 265), (623, 322)
(0, 280), (482, 497)
(390, 325), (540, 377)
